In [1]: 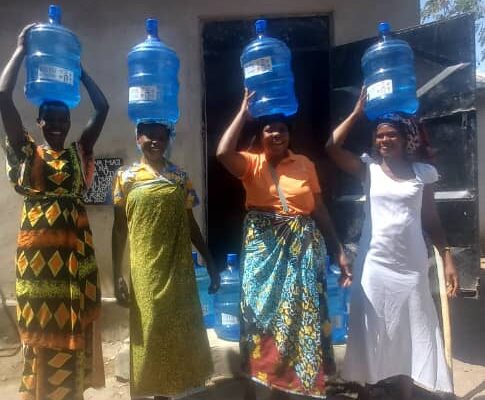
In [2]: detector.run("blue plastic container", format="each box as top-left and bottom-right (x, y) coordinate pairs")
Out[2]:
(240, 19), (298, 118)
(128, 18), (179, 126)
(214, 253), (241, 341)
(344, 283), (351, 335)
(362, 22), (418, 120)
(326, 257), (348, 344)
(25, 5), (81, 109)
(193, 252), (215, 328)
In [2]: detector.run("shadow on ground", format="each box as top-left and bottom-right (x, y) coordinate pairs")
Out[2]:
(451, 271), (485, 367)
(459, 381), (485, 400)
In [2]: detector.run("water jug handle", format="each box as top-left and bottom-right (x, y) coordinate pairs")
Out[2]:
(146, 18), (160, 40)
(378, 22), (391, 37)
(48, 4), (61, 24)
(255, 19), (267, 37)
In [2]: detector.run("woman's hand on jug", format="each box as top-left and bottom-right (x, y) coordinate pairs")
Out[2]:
(352, 86), (366, 117)
(240, 88), (256, 118)
(17, 23), (36, 49)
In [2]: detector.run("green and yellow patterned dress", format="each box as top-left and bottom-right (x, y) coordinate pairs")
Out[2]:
(113, 160), (213, 398)
(5, 134), (103, 400)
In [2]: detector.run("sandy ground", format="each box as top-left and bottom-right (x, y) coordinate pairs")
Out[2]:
(0, 272), (484, 400)
(0, 335), (483, 400)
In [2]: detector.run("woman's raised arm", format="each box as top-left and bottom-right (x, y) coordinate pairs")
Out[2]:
(325, 88), (366, 179)
(216, 89), (254, 178)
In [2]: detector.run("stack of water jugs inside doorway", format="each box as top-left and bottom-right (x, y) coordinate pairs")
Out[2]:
(326, 256), (351, 344)
(194, 252), (241, 342)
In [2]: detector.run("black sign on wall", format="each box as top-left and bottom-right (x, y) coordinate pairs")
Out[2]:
(84, 158), (123, 205)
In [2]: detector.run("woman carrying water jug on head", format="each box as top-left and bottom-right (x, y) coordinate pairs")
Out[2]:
(326, 88), (459, 400)
(218, 19), (351, 399)
(0, 20), (109, 400)
(112, 17), (220, 400)
(217, 88), (352, 400)
(112, 122), (220, 400)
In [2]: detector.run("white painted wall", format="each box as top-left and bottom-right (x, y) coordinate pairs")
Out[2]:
(0, 0), (419, 298)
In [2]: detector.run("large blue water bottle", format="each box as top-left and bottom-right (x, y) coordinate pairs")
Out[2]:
(326, 257), (347, 344)
(25, 5), (81, 109)
(214, 253), (241, 341)
(193, 252), (215, 328)
(128, 18), (179, 125)
(240, 19), (298, 118)
(362, 22), (418, 120)
(344, 283), (351, 336)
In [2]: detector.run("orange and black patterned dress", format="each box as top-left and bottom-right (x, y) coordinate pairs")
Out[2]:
(5, 134), (104, 400)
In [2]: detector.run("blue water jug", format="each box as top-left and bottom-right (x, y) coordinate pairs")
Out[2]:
(240, 19), (298, 118)
(128, 18), (179, 125)
(362, 22), (418, 120)
(326, 257), (348, 344)
(25, 5), (81, 109)
(193, 252), (215, 328)
(344, 283), (351, 335)
(214, 253), (241, 341)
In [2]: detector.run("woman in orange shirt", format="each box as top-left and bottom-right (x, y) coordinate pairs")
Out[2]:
(217, 90), (351, 400)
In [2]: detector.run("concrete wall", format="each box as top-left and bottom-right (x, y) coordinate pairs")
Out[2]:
(0, 0), (419, 298)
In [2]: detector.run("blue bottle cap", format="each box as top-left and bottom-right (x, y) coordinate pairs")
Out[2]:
(192, 251), (198, 265)
(226, 253), (238, 265)
(146, 18), (159, 38)
(48, 4), (61, 24)
(378, 22), (391, 35)
(255, 19), (267, 35)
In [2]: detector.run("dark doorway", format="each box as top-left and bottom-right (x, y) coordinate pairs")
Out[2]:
(202, 16), (331, 268)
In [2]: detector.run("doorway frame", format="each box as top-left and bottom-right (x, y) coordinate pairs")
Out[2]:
(198, 11), (335, 238)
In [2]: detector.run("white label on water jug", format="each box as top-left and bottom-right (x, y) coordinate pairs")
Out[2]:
(331, 315), (344, 329)
(367, 79), (393, 101)
(129, 86), (159, 102)
(202, 304), (209, 316)
(221, 313), (238, 326)
(38, 65), (74, 85)
(244, 57), (273, 79)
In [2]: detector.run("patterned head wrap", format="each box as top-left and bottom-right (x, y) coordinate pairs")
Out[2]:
(376, 113), (432, 161)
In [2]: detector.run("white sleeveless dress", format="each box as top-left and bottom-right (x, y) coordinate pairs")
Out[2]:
(342, 154), (453, 393)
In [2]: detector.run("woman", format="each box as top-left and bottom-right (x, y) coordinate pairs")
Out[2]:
(112, 122), (220, 399)
(326, 89), (459, 400)
(0, 24), (109, 400)
(217, 89), (351, 399)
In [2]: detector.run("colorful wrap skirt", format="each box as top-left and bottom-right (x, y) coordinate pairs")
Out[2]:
(240, 210), (335, 398)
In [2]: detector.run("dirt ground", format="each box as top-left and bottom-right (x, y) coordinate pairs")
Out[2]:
(0, 272), (484, 400)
